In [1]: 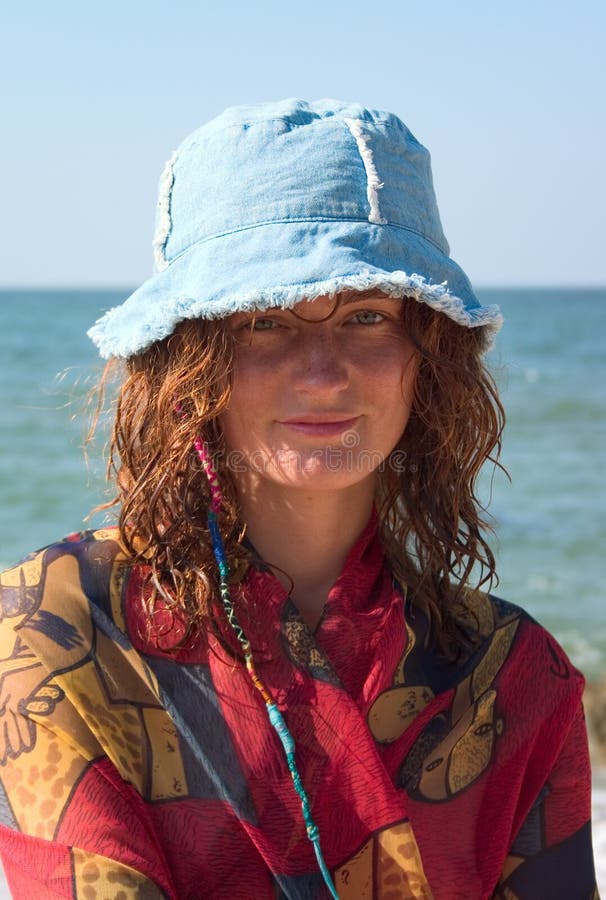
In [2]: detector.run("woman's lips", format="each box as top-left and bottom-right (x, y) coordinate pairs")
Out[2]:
(278, 416), (359, 436)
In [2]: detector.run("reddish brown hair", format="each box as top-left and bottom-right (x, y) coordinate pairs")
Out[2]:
(97, 294), (504, 655)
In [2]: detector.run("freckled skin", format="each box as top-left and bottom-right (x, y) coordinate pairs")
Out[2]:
(220, 294), (419, 497)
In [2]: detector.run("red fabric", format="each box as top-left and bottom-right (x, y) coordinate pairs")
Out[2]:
(0, 523), (598, 898)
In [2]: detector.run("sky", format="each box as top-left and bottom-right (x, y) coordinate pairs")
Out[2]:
(1, 0), (604, 288)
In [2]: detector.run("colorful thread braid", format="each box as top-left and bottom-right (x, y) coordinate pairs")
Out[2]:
(194, 439), (339, 899)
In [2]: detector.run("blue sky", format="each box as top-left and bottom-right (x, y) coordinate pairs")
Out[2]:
(2, 0), (604, 287)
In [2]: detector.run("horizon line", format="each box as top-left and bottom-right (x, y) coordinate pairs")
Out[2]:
(0, 283), (605, 293)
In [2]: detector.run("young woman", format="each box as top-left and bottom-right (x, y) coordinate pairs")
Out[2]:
(0, 99), (598, 898)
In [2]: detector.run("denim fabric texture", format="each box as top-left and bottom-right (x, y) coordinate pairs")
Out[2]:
(88, 98), (502, 359)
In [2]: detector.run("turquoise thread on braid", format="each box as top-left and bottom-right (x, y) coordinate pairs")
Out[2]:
(267, 704), (337, 897)
(199, 452), (338, 899)
(313, 841), (338, 898)
(268, 704), (295, 753)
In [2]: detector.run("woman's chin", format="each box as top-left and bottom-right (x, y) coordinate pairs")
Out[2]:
(231, 452), (382, 495)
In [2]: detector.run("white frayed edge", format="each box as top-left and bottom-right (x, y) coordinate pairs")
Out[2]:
(343, 118), (387, 226)
(87, 271), (503, 360)
(152, 151), (178, 273)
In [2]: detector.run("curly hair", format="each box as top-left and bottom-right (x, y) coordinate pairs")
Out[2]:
(96, 293), (505, 656)
(379, 300), (505, 654)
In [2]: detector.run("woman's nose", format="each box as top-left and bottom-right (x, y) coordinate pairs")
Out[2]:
(292, 328), (349, 394)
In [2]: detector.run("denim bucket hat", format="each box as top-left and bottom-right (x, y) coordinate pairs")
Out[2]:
(88, 98), (502, 359)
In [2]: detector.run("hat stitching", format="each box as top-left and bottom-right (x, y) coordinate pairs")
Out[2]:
(163, 218), (449, 269)
(178, 105), (395, 145)
(343, 118), (388, 226)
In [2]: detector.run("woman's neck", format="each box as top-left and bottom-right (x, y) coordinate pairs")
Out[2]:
(236, 478), (376, 628)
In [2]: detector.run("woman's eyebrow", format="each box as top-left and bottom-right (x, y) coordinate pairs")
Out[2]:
(339, 293), (399, 306)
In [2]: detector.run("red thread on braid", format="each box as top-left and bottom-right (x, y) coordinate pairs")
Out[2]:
(193, 438), (222, 513)
(173, 401), (222, 513)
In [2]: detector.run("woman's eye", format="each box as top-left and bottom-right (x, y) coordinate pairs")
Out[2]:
(234, 317), (279, 338)
(351, 310), (385, 325)
(251, 318), (279, 330)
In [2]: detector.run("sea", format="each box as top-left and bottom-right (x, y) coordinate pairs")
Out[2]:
(0, 288), (604, 893)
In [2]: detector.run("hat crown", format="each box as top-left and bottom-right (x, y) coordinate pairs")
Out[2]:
(154, 99), (449, 273)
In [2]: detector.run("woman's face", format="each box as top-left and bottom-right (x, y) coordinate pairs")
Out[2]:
(219, 294), (419, 496)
